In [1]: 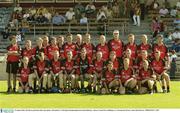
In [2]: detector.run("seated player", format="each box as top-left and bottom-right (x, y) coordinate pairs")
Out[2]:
(119, 58), (137, 94)
(75, 48), (94, 93)
(49, 51), (63, 93)
(101, 61), (119, 94)
(151, 50), (170, 93)
(122, 49), (136, 69)
(137, 60), (156, 94)
(92, 51), (105, 93)
(28, 52), (50, 93)
(17, 56), (31, 93)
(62, 51), (76, 93)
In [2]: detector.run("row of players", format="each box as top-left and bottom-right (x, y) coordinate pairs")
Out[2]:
(6, 30), (170, 94)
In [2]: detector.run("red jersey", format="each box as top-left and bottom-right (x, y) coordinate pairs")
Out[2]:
(32, 46), (46, 60)
(125, 43), (137, 59)
(34, 60), (49, 76)
(106, 58), (120, 71)
(50, 59), (62, 74)
(62, 59), (75, 74)
(138, 68), (153, 81)
(81, 43), (95, 59)
(46, 45), (59, 60)
(7, 44), (20, 62)
(138, 43), (151, 52)
(18, 67), (31, 83)
(96, 44), (109, 61)
(102, 69), (116, 83)
(108, 39), (124, 58)
(152, 44), (168, 60)
(21, 48), (33, 60)
(63, 43), (77, 58)
(75, 43), (82, 56)
(151, 59), (166, 74)
(58, 45), (65, 59)
(93, 59), (105, 74)
(119, 67), (134, 83)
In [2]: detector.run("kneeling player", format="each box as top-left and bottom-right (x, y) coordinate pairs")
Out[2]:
(119, 58), (137, 94)
(101, 61), (119, 94)
(17, 57), (31, 93)
(138, 60), (156, 94)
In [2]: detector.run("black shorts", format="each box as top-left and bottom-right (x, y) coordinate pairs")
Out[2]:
(6, 61), (19, 74)
(141, 81), (149, 88)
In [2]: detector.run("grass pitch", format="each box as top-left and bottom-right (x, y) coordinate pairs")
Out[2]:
(0, 81), (180, 108)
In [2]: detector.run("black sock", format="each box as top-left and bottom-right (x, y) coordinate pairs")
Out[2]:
(167, 86), (170, 90)
(162, 86), (165, 90)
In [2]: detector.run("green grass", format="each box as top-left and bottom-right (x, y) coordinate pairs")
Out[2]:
(0, 81), (180, 108)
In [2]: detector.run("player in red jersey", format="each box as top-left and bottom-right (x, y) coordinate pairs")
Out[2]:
(49, 51), (63, 92)
(6, 36), (21, 93)
(137, 34), (152, 57)
(81, 33), (95, 60)
(17, 57), (31, 93)
(42, 35), (49, 48)
(57, 35), (65, 59)
(122, 49), (136, 69)
(125, 34), (137, 59)
(75, 48), (94, 93)
(29, 52), (50, 93)
(137, 60), (156, 94)
(106, 51), (121, 71)
(92, 51), (106, 93)
(21, 40), (33, 61)
(62, 51), (76, 92)
(136, 50), (151, 69)
(96, 35), (109, 61)
(46, 37), (59, 61)
(151, 50), (170, 93)
(63, 34), (77, 59)
(108, 30), (124, 58)
(119, 58), (137, 94)
(75, 34), (83, 57)
(101, 61), (119, 94)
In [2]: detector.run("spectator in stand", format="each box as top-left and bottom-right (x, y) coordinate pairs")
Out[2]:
(52, 12), (66, 25)
(112, 2), (120, 18)
(36, 13), (48, 23)
(21, 19), (29, 34)
(159, 6), (169, 17)
(27, 13), (35, 22)
(164, 32), (173, 44)
(133, 4), (141, 26)
(159, 19), (167, 34)
(85, 2), (96, 16)
(44, 9), (52, 22)
(105, 7), (113, 19)
(139, 0), (146, 20)
(97, 9), (107, 22)
(70, 15), (78, 24)
(49, 6), (56, 16)
(29, 6), (36, 16)
(37, 6), (48, 16)
(151, 17), (160, 38)
(176, 0), (180, 9)
(74, 1), (85, 19)
(163, 0), (171, 10)
(171, 39), (180, 52)
(150, 0), (160, 10)
(172, 28), (180, 40)
(65, 8), (75, 22)
(118, 0), (125, 17)
(23, 10), (30, 20)
(80, 13), (88, 24)
(14, 4), (22, 12)
(130, 0), (138, 22)
(1, 27), (10, 40)
(170, 6), (178, 17)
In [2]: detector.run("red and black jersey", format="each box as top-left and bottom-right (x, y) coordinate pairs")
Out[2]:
(151, 59), (166, 74)
(62, 59), (76, 74)
(152, 44), (168, 60)
(96, 43), (109, 61)
(108, 39), (124, 58)
(76, 56), (93, 74)
(81, 43), (95, 59)
(138, 68), (153, 81)
(18, 67), (31, 83)
(21, 48), (33, 60)
(120, 57), (136, 69)
(106, 58), (121, 71)
(58, 45), (65, 59)
(102, 69), (116, 83)
(125, 43), (137, 59)
(119, 67), (134, 83)
(46, 45), (59, 60)
(136, 57), (150, 69)
(75, 42), (82, 56)
(7, 44), (20, 62)
(63, 43), (77, 58)
(138, 43), (152, 52)
(50, 59), (62, 74)
(92, 59), (105, 74)
(32, 46), (45, 60)
(33, 60), (49, 76)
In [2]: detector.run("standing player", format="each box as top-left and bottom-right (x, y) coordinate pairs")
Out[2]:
(21, 40), (33, 61)
(75, 34), (83, 57)
(96, 35), (109, 61)
(6, 36), (21, 93)
(81, 33), (95, 60)
(151, 50), (170, 93)
(57, 35), (65, 59)
(101, 61), (119, 94)
(124, 34), (137, 59)
(138, 60), (156, 94)
(42, 35), (49, 48)
(75, 48), (94, 93)
(108, 30), (124, 59)
(119, 58), (137, 94)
